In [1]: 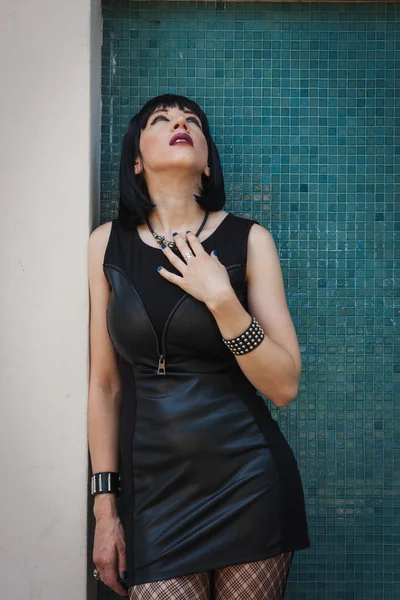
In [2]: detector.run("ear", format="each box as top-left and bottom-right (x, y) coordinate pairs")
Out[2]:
(203, 164), (210, 178)
(134, 158), (143, 175)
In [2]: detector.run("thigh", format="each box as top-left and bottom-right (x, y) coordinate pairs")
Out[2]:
(213, 552), (294, 600)
(128, 571), (211, 600)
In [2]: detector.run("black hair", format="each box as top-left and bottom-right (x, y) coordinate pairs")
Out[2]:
(118, 94), (225, 228)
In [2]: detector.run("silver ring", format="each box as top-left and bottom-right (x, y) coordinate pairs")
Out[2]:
(184, 252), (194, 261)
(93, 567), (101, 581)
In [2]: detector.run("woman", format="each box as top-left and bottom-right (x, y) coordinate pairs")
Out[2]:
(88, 94), (310, 600)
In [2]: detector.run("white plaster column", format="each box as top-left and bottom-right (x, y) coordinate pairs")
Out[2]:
(0, 1), (102, 598)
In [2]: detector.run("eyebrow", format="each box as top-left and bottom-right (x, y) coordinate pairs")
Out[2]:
(150, 108), (200, 119)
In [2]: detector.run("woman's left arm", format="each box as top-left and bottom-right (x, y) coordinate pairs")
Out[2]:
(207, 224), (301, 408)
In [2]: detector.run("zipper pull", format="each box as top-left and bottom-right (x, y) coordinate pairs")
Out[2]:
(157, 354), (166, 376)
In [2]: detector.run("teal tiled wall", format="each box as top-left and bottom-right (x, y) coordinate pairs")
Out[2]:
(99, 2), (399, 598)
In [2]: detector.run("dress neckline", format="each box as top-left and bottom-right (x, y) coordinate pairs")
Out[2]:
(133, 212), (232, 252)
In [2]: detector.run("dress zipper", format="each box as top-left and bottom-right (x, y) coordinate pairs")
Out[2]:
(104, 263), (180, 376)
(157, 264), (242, 376)
(157, 294), (188, 376)
(157, 354), (166, 375)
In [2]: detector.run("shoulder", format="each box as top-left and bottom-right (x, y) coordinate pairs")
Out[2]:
(247, 222), (279, 275)
(246, 223), (281, 282)
(226, 212), (262, 230)
(89, 220), (113, 247)
(225, 214), (274, 246)
(88, 220), (114, 264)
(89, 220), (113, 242)
(247, 221), (275, 250)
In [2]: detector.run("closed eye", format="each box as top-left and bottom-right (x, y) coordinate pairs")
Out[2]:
(187, 117), (202, 128)
(150, 115), (202, 129)
(150, 115), (169, 125)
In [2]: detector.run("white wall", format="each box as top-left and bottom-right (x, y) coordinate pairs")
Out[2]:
(0, 0), (101, 597)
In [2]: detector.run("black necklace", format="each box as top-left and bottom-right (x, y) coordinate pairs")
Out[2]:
(146, 211), (210, 249)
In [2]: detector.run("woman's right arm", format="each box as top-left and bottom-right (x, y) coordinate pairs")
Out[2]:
(87, 223), (128, 597)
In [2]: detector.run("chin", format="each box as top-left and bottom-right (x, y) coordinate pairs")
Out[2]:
(160, 157), (205, 172)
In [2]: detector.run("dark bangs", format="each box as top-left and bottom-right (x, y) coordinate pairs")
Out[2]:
(118, 94), (225, 229)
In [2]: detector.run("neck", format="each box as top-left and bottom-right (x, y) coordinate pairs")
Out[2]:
(145, 173), (206, 236)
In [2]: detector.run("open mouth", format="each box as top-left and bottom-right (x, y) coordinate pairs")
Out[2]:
(169, 132), (193, 146)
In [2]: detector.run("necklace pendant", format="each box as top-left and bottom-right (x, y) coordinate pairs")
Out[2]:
(146, 211), (209, 251)
(153, 231), (175, 249)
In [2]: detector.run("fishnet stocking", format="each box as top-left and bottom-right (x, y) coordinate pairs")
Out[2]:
(214, 552), (294, 600)
(128, 571), (211, 600)
(128, 552), (294, 600)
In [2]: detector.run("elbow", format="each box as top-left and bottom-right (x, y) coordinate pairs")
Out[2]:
(89, 374), (121, 397)
(258, 367), (301, 408)
(269, 384), (299, 408)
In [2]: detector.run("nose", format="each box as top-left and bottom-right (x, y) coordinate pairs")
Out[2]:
(172, 116), (189, 132)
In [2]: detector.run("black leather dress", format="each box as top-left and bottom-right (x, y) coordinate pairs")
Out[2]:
(103, 212), (310, 588)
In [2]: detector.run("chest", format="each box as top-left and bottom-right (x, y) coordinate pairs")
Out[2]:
(104, 262), (248, 373)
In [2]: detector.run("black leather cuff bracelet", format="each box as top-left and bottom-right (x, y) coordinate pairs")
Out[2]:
(90, 472), (122, 496)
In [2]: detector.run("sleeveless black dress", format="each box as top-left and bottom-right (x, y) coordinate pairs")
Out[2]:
(103, 212), (310, 588)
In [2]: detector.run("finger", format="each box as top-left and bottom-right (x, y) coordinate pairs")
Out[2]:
(110, 580), (129, 597)
(117, 539), (127, 581)
(95, 562), (108, 583)
(210, 249), (219, 262)
(102, 566), (128, 597)
(172, 232), (196, 257)
(161, 242), (186, 273)
(185, 230), (206, 255)
(157, 266), (187, 290)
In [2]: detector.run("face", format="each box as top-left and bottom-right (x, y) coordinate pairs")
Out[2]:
(135, 106), (210, 179)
